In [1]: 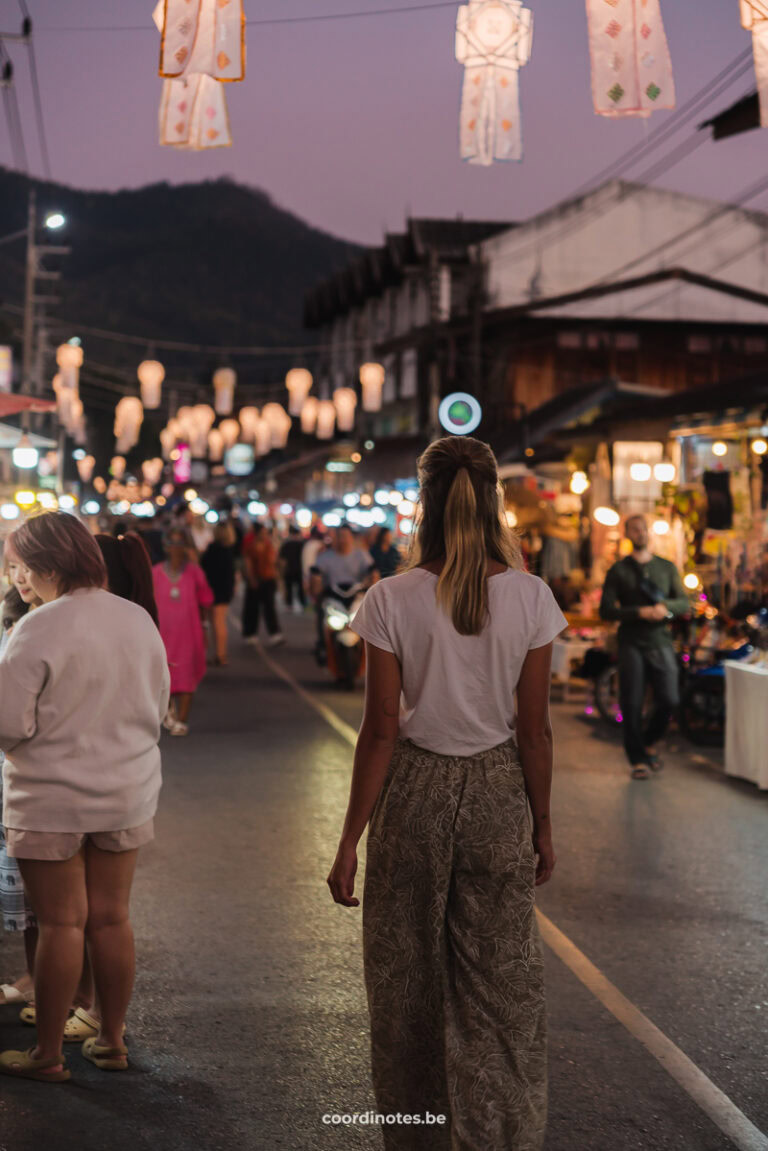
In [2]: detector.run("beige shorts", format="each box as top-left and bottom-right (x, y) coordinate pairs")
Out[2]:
(5, 819), (155, 861)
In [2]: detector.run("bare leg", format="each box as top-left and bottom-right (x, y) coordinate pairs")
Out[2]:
(74, 944), (96, 1012)
(18, 853), (88, 1066)
(84, 843), (139, 1053)
(176, 693), (193, 723)
(23, 925), (38, 981)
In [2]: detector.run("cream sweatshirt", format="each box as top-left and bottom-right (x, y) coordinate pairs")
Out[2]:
(0, 587), (170, 833)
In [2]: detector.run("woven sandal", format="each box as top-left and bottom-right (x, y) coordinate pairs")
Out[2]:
(0, 1047), (70, 1082)
(82, 1037), (128, 1071)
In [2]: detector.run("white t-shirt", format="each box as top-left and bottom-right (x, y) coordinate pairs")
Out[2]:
(351, 567), (567, 756)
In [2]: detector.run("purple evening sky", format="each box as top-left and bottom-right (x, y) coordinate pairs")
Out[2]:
(0, 1), (763, 244)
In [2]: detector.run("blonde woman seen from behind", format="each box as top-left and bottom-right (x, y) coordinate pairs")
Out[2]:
(327, 436), (567, 1150)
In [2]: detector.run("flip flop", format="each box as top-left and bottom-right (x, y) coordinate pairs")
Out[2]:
(0, 983), (28, 1006)
(82, 1037), (128, 1072)
(0, 1047), (70, 1082)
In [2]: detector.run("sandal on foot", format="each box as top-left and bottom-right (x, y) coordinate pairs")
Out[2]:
(0, 983), (29, 1006)
(82, 1037), (128, 1071)
(19, 1004), (36, 1025)
(63, 1007), (101, 1043)
(0, 1047), (70, 1082)
(631, 765), (651, 780)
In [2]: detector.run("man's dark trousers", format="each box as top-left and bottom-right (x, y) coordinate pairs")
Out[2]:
(618, 642), (680, 765)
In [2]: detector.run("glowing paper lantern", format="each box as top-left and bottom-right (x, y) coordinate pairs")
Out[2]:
(316, 400), (336, 441)
(159, 74), (232, 150)
(114, 396), (144, 454)
(300, 396), (319, 435)
(208, 428), (224, 462)
(285, 368), (313, 416)
(239, 406), (260, 442)
(333, 387), (358, 433)
(158, 0), (245, 83)
(175, 406), (196, 441)
(455, 0), (534, 166)
(261, 403), (292, 449)
(741, 2), (768, 127)
(254, 417), (273, 457)
(359, 363), (385, 412)
(94, 476), (107, 495)
(191, 404), (216, 457)
(111, 456), (126, 481)
(56, 343), (83, 391)
(586, 0), (675, 119)
(218, 418), (241, 449)
(142, 458), (165, 486)
(213, 368), (236, 415)
(160, 427), (176, 460)
(137, 360), (165, 409)
(76, 455), (95, 484)
(67, 397), (84, 438)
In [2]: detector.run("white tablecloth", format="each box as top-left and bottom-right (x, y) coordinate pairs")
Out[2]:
(725, 662), (768, 790)
(551, 638), (594, 682)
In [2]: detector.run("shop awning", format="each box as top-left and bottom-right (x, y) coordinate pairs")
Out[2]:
(0, 394), (57, 418)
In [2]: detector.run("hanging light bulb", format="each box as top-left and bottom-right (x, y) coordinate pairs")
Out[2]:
(137, 360), (165, 409)
(300, 396), (320, 435)
(218, 418), (241, 450)
(261, 403), (292, 449)
(712, 441), (728, 458)
(76, 455), (96, 483)
(751, 438), (768, 456)
(12, 433), (39, 470)
(333, 387), (358, 433)
(285, 368), (313, 416)
(359, 362), (385, 412)
(213, 368), (236, 415)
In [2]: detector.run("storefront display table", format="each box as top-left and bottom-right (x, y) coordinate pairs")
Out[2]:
(724, 662), (768, 790)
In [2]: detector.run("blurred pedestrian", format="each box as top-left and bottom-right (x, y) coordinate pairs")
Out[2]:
(153, 527), (214, 736)
(0, 588), (37, 1011)
(242, 522), (284, 648)
(200, 521), (238, 666)
(370, 527), (401, 580)
(328, 436), (566, 1149)
(0, 512), (169, 1082)
(279, 524), (306, 613)
(95, 532), (159, 626)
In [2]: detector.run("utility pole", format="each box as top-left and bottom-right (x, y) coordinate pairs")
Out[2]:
(427, 249), (441, 441)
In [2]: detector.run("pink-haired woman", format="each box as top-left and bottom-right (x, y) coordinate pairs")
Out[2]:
(0, 512), (169, 1082)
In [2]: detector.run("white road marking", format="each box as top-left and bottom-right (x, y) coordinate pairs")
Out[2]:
(251, 635), (768, 1151)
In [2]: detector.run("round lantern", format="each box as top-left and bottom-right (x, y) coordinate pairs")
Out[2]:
(137, 360), (165, 410)
(333, 387), (357, 433)
(111, 456), (126, 480)
(300, 396), (319, 435)
(75, 455), (96, 484)
(316, 400), (336, 440)
(262, 403), (292, 449)
(213, 368), (236, 416)
(239, 406), (260, 442)
(285, 368), (313, 417)
(218, 419), (240, 450)
(359, 362), (385, 412)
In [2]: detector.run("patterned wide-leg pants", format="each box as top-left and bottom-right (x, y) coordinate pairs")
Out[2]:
(363, 739), (547, 1151)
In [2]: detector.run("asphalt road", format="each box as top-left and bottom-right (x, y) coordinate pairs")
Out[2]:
(0, 607), (766, 1151)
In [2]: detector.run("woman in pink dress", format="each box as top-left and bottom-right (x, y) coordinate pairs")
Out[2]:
(153, 527), (214, 737)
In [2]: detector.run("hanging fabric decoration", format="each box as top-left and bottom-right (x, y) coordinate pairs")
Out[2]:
(455, 0), (534, 166)
(741, 1), (768, 126)
(586, 0), (675, 118)
(153, 1), (243, 150)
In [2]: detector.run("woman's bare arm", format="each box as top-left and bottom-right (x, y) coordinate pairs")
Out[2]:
(516, 642), (556, 885)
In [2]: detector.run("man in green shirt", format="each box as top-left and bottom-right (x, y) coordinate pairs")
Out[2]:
(599, 515), (689, 779)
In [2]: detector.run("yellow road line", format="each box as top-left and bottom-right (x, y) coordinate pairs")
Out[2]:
(252, 636), (768, 1151)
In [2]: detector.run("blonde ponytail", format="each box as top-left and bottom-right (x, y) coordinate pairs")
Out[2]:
(437, 467), (488, 635)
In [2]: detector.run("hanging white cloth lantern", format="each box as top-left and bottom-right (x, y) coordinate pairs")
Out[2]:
(157, 0), (245, 83)
(175, 406), (196, 442)
(456, 0), (534, 165)
(75, 453), (95, 481)
(586, 0), (675, 118)
(213, 368), (237, 415)
(208, 427), (225, 462)
(254, 417), (273, 457)
(114, 396), (144, 453)
(285, 368), (313, 417)
(52, 373), (73, 428)
(159, 75), (233, 150)
(189, 404), (216, 457)
(142, 458), (165, 486)
(67, 397), (84, 438)
(160, 426), (176, 460)
(333, 387), (358, 433)
(56, 343), (83, 392)
(300, 396), (320, 435)
(359, 362), (386, 412)
(316, 400), (336, 441)
(238, 406), (260, 442)
(218, 418), (241, 449)
(73, 420), (88, 448)
(262, 403), (292, 449)
(741, 1), (768, 126)
(111, 456), (126, 480)
(137, 360), (165, 409)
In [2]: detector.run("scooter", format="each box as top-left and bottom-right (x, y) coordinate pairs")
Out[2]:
(321, 581), (367, 690)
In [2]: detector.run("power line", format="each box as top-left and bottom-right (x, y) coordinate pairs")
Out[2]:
(39, 2), (457, 34)
(23, 13), (52, 178)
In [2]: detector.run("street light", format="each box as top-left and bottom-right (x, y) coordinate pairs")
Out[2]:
(12, 433), (39, 470)
(44, 212), (66, 231)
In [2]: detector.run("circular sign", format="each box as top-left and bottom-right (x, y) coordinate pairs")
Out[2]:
(439, 393), (482, 436)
